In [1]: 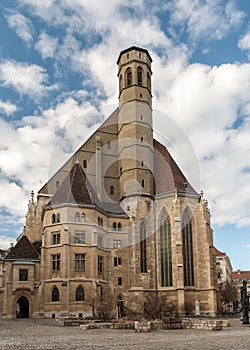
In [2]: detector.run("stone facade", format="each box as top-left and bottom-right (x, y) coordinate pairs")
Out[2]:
(0, 46), (218, 319)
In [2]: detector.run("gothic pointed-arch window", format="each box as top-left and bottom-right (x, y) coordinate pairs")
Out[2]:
(52, 213), (56, 224)
(75, 285), (85, 301)
(119, 75), (122, 91)
(81, 212), (85, 223)
(160, 210), (172, 287)
(75, 212), (80, 222)
(147, 72), (151, 91)
(125, 67), (132, 87)
(110, 185), (115, 195)
(182, 207), (194, 286)
(52, 286), (59, 302)
(140, 221), (147, 273)
(137, 66), (143, 86)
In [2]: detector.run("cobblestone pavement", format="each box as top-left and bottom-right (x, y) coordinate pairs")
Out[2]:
(0, 317), (250, 350)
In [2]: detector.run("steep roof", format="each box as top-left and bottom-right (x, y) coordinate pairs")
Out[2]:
(47, 161), (94, 207)
(153, 139), (197, 195)
(5, 235), (40, 260)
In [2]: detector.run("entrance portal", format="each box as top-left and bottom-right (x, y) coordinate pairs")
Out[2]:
(16, 296), (29, 318)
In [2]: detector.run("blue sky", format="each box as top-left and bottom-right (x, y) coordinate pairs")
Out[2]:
(0, 0), (250, 270)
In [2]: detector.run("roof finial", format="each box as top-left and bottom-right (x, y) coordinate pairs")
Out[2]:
(31, 190), (34, 203)
(76, 154), (79, 164)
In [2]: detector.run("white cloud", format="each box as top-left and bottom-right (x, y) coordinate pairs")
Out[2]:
(0, 60), (57, 99)
(168, 0), (245, 43)
(0, 98), (101, 218)
(35, 31), (58, 59)
(5, 11), (33, 45)
(153, 57), (250, 228)
(238, 32), (250, 59)
(0, 100), (17, 116)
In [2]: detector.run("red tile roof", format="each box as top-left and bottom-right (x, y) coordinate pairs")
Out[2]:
(153, 139), (197, 195)
(213, 247), (226, 256)
(232, 270), (250, 280)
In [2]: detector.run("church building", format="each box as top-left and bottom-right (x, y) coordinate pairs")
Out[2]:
(0, 46), (218, 318)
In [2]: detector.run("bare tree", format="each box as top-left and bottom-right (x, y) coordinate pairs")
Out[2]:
(219, 282), (238, 314)
(143, 293), (178, 320)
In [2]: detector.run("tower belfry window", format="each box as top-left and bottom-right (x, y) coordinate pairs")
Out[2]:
(137, 66), (142, 86)
(125, 68), (132, 87)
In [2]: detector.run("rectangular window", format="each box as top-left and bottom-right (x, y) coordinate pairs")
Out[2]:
(75, 232), (85, 244)
(52, 254), (60, 271)
(19, 269), (28, 281)
(98, 235), (103, 248)
(113, 239), (121, 249)
(75, 254), (86, 271)
(114, 257), (122, 266)
(52, 233), (60, 245)
(98, 256), (103, 273)
(118, 277), (122, 286)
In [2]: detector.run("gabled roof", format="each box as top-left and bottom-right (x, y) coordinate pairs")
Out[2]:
(47, 161), (94, 207)
(5, 235), (40, 260)
(232, 270), (250, 280)
(153, 139), (197, 195)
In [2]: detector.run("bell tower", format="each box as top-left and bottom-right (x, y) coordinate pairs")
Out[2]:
(117, 47), (154, 204)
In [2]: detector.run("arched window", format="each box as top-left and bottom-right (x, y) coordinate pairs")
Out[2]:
(118, 222), (121, 231)
(137, 66), (143, 85)
(98, 217), (103, 227)
(141, 179), (145, 188)
(83, 160), (87, 168)
(119, 75), (122, 91)
(141, 160), (144, 166)
(81, 213), (85, 223)
(160, 210), (172, 287)
(147, 72), (151, 91)
(52, 286), (59, 302)
(52, 213), (56, 224)
(140, 221), (147, 273)
(75, 212), (80, 222)
(107, 141), (111, 150)
(56, 213), (60, 223)
(75, 285), (85, 301)
(141, 137), (143, 142)
(182, 207), (194, 286)
(125, 67), (132, 87)
(117, 294), (124, 319)
(113, 222), (117, 231)
(110, 185), (115, 195)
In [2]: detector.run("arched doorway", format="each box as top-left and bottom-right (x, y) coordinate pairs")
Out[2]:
(117, 295), (124, 319)
(16, 296), (29, 318)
